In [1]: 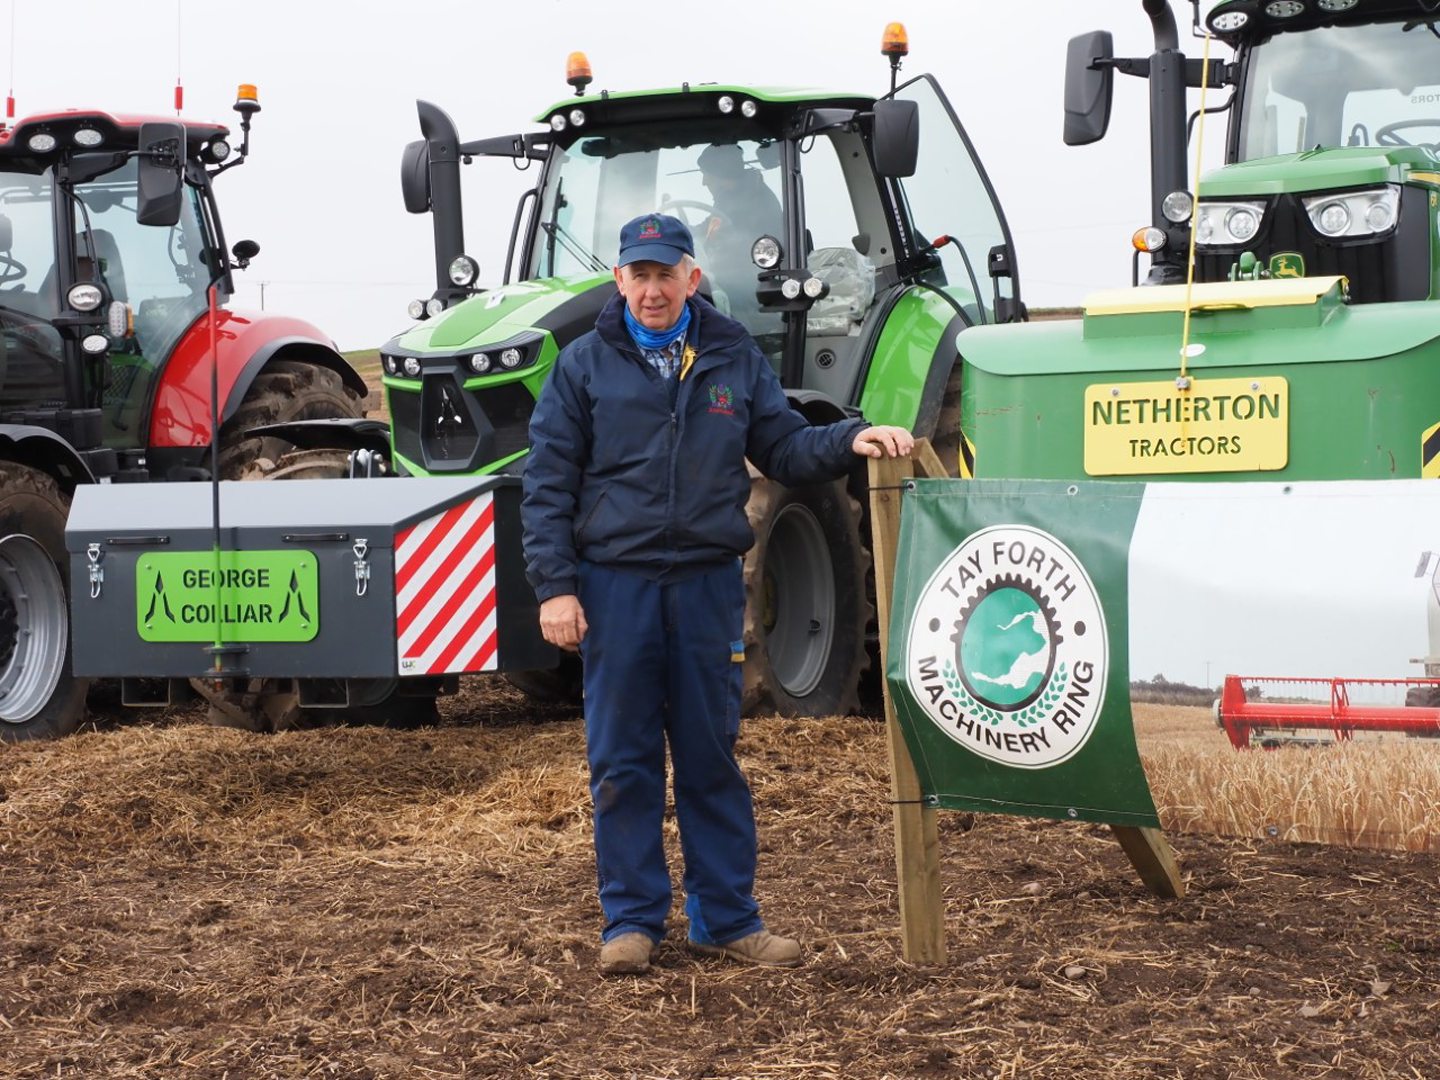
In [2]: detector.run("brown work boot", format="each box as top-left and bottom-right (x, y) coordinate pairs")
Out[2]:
(598, 932), (654, 976)
(690, 929), (803, 968)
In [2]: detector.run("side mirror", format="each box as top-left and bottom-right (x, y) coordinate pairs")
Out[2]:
(401, 139), (431, 214)
(136, 121), (185, 227)
(1064, 31), (1115, 146)
(872, 98), (919, 178)
(232, 239), (260, 268)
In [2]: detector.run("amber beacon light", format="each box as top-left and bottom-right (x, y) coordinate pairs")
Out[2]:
(567, 52), (593, 96)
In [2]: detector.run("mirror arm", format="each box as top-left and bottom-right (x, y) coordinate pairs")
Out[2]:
(1100, 56), (1152, 80)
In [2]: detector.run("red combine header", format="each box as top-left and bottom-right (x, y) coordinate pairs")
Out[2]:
(1217, 676), (1440, 750)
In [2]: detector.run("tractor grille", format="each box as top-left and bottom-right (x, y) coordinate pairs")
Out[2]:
(1194, 186), (1430, 304)
(390, 374), (534, 474)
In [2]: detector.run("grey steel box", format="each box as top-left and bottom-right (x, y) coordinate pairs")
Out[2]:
(65, 475), (554, 679)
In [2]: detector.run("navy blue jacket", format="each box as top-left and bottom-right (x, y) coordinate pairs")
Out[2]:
(522, 293), (866, 602)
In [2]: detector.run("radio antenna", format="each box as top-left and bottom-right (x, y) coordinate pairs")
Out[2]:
(174, 0), (184, 115)
(5, 1), (16, 131)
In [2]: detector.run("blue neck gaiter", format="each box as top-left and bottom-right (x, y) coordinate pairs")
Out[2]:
(625, 301), (691, 352)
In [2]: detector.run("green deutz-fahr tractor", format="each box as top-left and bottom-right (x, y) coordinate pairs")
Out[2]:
(378, 30), (1025, 716)
(958, 0), (1440, 484)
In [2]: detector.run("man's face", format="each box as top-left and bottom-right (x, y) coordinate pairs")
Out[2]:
(614, 259), (701, 331)
(701, 171), (736, 199)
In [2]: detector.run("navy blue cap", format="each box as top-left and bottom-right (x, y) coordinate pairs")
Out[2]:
(617, 212), (695, 267)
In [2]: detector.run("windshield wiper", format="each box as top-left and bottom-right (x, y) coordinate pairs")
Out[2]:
(538, 219), (608, 273)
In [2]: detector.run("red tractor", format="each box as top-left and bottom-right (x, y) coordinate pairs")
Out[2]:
(0, 87), (367, 740)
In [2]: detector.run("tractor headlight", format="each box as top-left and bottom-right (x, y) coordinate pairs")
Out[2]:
(81, 333), (109, 355)
(499, 347), (524, 369)
(67, 283), (104, 312)
(407, 298), (427, 320)
(469, 352), (493, 374)
(568, 108), (586, 128)
(26, 132), (57, 153)
(751, 235), (782, 269)
(550, 114), (567, 132)
(1302, 186), (1400, 239)
(402, 357), (422, 378)
(73, 128), (104, 148)
(1162, 190), (1193, 224)
(448, 254), (479, 287)
(740, 100), (758, 119)
(425, 297), (445, 318)
(382, 354), (400, 376)
(1194, 200), (1268, 247)
(717, 95), (735, 114)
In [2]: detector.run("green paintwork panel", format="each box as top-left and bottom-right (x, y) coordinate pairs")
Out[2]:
(959, 299), (1440, 482)
(537, 85), (870, 122)
(1198, 146), (1435, 197)
(136, 551), (319, 643)
(964, 292), (1440, 377)
(391, 274), (609, 354)
(857, 288), (961, 430)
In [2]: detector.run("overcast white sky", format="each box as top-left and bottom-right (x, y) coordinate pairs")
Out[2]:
(1130, 482), (1440, 690)
(5, 0), (1232, 350)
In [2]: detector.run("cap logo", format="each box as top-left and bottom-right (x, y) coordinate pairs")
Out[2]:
(638, 218), (663, 241)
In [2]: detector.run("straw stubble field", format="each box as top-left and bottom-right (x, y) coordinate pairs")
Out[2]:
(1, 682), (1439, 1079)
(1136, 703), (1440, 852)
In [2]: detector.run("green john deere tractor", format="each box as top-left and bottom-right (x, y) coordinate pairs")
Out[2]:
(378, 34), (1025, 716)
(958, 0), (1440, 485)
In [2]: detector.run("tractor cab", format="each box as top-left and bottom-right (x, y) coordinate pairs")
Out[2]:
(1067, 0), (1440, 300)
(385, 42), (1023, 478)
(0, 106), (245, 477)
(384, 34), (1027, 716)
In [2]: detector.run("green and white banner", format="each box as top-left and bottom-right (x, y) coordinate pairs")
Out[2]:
(887, 478), (1157, 828)
(886, 478), (1440, 851)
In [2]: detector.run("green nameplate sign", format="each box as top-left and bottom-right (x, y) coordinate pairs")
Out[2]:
(886, 478), (1159, 828)
(136, 551), (320, 643)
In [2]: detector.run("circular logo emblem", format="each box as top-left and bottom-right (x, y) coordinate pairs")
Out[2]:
(905, 525), (1107, 769)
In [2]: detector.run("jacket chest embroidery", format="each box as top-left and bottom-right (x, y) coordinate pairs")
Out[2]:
(707, 382), (735, 416)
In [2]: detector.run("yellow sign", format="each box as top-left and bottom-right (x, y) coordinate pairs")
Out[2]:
(1084, 376), (1289, 475)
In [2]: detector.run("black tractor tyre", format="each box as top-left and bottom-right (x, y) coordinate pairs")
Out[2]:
(503, 656), (584, 705)
(0, 463), (89, 741)
(742, 473), (869, 718)
(217, 360), (363, 480)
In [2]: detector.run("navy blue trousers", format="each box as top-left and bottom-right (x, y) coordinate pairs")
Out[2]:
(578, 559), (763, 947)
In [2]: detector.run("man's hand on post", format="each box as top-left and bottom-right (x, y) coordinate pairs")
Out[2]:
(852, 425), (915, 459)
(539, 594), (589, 651)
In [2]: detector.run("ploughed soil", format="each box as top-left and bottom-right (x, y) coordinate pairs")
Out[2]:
(1, 680), (1438, 1079)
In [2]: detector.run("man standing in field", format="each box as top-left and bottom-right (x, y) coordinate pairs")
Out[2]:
(521, 212), (912, 976)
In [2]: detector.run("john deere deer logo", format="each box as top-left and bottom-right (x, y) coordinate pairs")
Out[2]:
(1269, 252), (1305, 279)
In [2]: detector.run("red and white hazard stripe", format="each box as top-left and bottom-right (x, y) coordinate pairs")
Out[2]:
(394, 494), (498, 675)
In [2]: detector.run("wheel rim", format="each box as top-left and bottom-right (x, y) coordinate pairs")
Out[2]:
(0, 534), (67, 724)
(762, 502), (836, 699)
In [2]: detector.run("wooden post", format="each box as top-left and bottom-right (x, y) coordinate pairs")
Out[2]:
(870, 441), (945, 962)
(1111, 825), (1185, 898)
